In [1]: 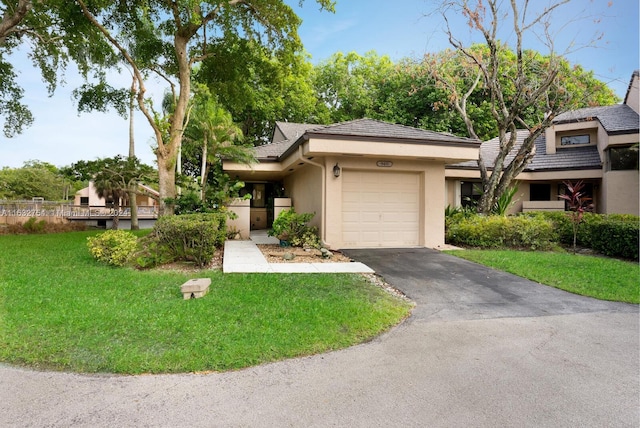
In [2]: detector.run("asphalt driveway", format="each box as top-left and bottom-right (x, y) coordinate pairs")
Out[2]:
(1, 249), (638, 427)
(343, 248), (636, 321)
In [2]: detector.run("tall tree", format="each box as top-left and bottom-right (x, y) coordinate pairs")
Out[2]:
(430, 0), (617, 213)
(75, 0), (334, 215)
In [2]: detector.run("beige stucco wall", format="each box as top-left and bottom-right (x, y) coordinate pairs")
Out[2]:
(602, 170), (640, 215)
(283, 164), (323, 231)
(422, 163), (446, 248)
(226, 198), (250, 239)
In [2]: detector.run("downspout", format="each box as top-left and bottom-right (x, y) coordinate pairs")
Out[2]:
(298, 145), (331, 247)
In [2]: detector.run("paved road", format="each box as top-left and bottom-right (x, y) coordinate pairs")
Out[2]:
(2, 248), (638, 427)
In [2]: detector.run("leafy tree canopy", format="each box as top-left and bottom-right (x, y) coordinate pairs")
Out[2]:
(0, 161), (80, 200)
(310, 47), (618, 141)
(0, 0), (118, 136)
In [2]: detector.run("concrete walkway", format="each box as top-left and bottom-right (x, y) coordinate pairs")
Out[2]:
(222, 230), (374, 273)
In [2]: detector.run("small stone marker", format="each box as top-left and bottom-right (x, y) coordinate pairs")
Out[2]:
(180, 278), (211, 300)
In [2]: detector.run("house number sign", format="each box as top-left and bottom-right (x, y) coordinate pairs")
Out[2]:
(376, 161), (393, 167)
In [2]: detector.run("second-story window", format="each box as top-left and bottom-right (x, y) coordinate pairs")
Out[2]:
(608, 145), (639, 171)
(560, 134), (590, 146)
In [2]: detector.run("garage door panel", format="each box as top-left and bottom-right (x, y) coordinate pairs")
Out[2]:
(341, 171), (420, 248)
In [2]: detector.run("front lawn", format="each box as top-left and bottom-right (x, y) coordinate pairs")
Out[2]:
(446, 249), (639, 304)
(0, 232), (412, 374)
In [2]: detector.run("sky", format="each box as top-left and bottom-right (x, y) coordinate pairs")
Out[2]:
(1, 0), (638, 169)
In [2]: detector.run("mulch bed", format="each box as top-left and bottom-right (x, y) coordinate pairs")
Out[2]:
(256, 244), (353, 263)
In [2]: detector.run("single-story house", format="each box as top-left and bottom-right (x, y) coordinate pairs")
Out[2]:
(446, 70), (640, 215)
(223, 119), (481, 249)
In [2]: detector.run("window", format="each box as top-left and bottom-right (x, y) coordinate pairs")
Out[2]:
(460, 181), (481, 208)
(80, 197), (89, 206)
(560, 134), (590, 146)
(608, 145), (639, 171)
(530, 183), (551, 201)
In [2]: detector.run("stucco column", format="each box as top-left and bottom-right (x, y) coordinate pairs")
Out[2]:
(226, 198), (250, 239)
(323, 156), (342, 249)
(423, 162), (446, 248)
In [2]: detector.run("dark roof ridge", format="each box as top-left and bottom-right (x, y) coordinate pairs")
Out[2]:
(623, 70), (639, 106)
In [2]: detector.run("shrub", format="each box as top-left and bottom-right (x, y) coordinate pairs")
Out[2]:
(131, 234), (175, 269)
(290, 229), (321, 248)
(445, 205), (476, 232)
(521, 211), (639, 260)
(589, 220), (639, 260)
(446, 214), (556, 250)
(0, 221), (87, 235)
(269, 208), (320, 248)
(22, 217), (47, 234)
(153, 213), (226, 267)
(87, 229), (138, 267)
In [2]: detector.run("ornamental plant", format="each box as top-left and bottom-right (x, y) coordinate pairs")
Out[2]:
(558, 180), (594, 254)
(269, 208), (320, 248)
(87, 229), (138, 267)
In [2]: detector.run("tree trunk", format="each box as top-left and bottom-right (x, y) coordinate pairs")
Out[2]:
(157, 154), (177, 216)
(128, 77), (139, 230)
(155, 33), (192, 215)
(200, 136), (208, 201)
(128, 184), (139, 230)
(111, 201), (120, 230)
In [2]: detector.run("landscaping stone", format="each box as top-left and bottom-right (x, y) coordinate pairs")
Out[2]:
(180, 278), (211, 300)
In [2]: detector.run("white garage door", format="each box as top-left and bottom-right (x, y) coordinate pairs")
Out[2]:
(342, 171), (420, 248)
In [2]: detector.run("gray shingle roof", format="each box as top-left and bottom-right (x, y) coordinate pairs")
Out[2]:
(254, 139), (294, 159)
(273, 121), (322, 142)
(450, 130), (602, 171)
(256, 118), (480, 161)
(554, 104), (639, 134)
(527, 135), (601, 171)
(306, 118), (478, 145)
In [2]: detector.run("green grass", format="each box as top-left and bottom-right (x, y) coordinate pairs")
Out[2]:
(445, 249), (639, 304)
(0, 232), (412, 374)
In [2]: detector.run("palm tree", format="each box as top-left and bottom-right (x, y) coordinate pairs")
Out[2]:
(93, 156), (154, 230)
(94, 175), (129, 230)
(184, 93), (255, 201)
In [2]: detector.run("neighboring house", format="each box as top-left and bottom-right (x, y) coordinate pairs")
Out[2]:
(223, 118), (481, 249)
(446, 70), (640, 215)
(72, 181), (160, 229)
(74, 181), (159, 208)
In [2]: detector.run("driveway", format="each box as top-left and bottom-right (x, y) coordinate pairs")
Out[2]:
(1, 249), (638, 427)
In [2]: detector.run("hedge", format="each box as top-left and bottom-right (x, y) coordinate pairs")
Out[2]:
(152, 213), (227, 267)
(446, 215), (556, 251)
(522, 212), (638, 260)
